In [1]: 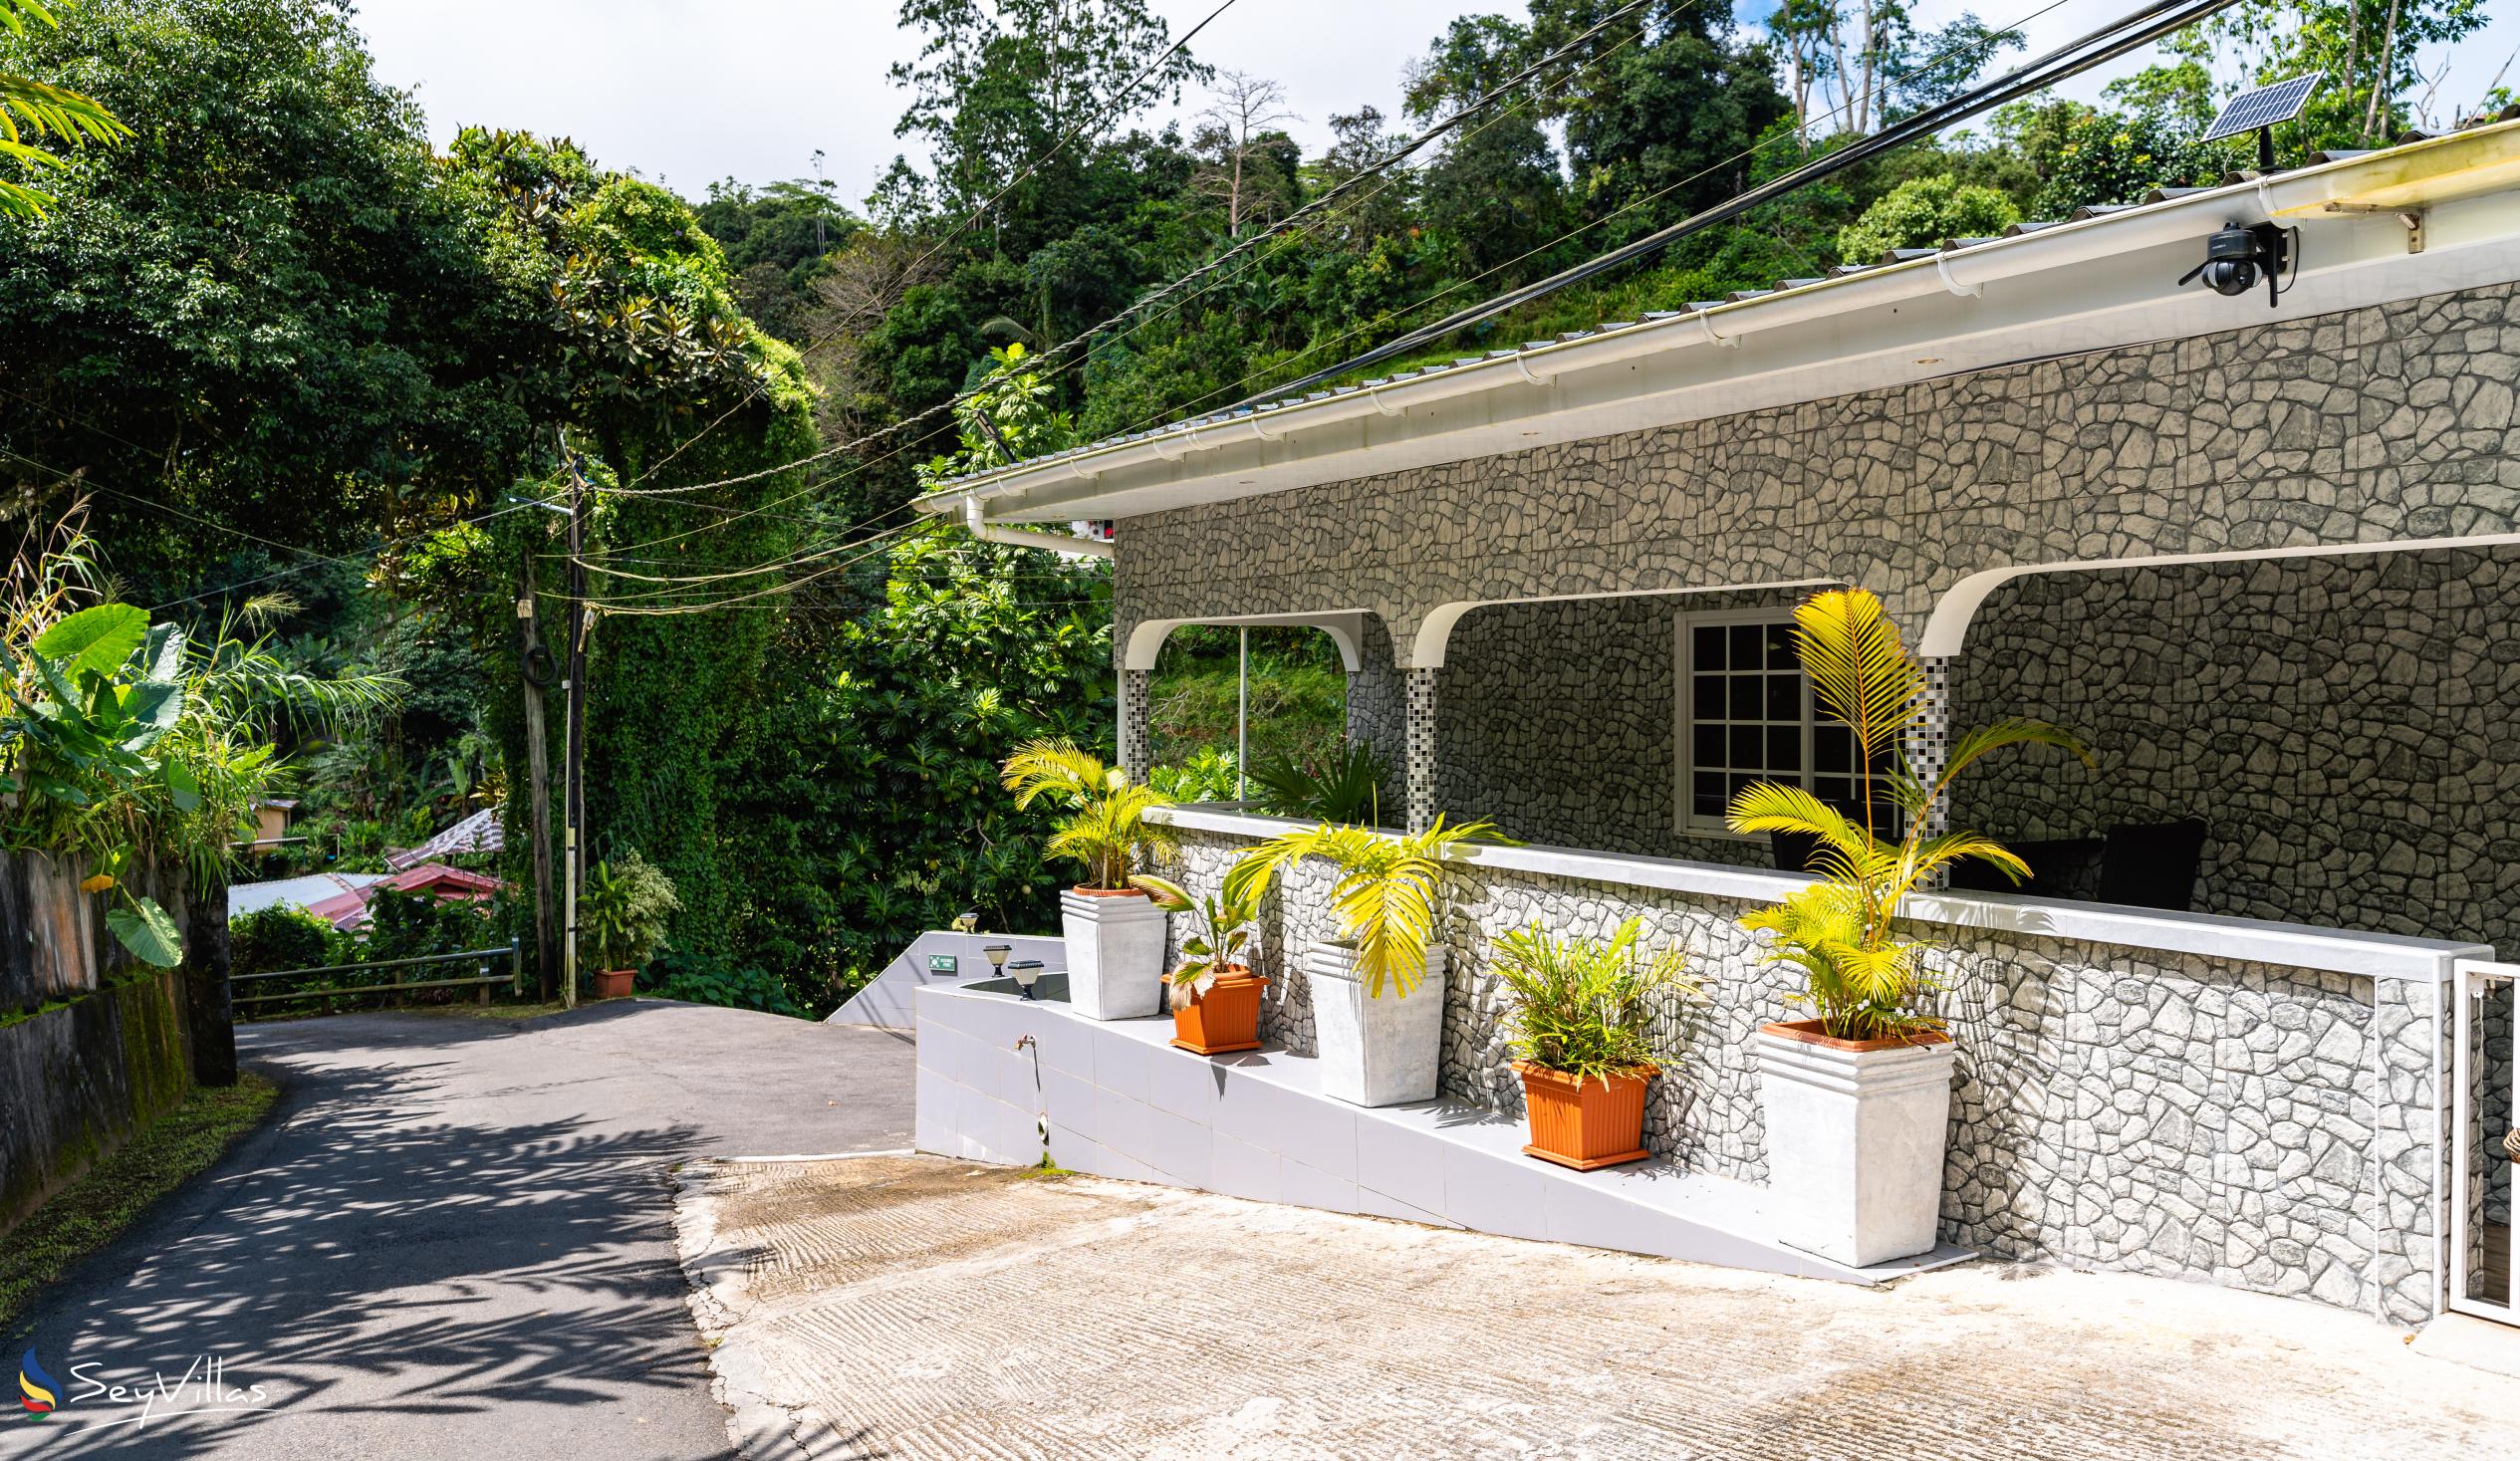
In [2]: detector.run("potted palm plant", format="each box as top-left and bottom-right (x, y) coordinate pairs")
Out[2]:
(1494, 916), (1699, 1170)
(1002, 739), (1175, 1020)
(1727, 587), (2088, 1266)
(1130, 872), (1266, 1055)
(580, 852), (679, 999)
(1224, 815), (1504, 1106)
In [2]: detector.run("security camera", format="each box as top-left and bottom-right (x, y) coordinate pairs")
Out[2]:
(2178, 223), (2292, 307)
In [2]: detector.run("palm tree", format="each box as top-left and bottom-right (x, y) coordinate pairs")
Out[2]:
(1222, 815), (1507, 999)
(1000, 738), (1173, 891)
(1, 1), (131, 221)
(1725, 588), (2090, 1040)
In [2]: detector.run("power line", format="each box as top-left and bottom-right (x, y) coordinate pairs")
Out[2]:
(594, 0), (1661, 515)
(566, 2), (1666, 589)
(624, 0), (1243, 493)
(1247, 0), (2240, 403)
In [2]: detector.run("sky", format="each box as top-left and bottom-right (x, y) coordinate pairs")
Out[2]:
(347, 1), (2520, 202)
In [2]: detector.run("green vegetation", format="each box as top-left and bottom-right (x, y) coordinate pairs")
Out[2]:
(0, 0), (2489, 1020)
(0, 0), (129, 219)
(1727, 589), (2089, 1041)
(579, 853), (680, 973)
(1248, 740), (1394, 824)
(1495, 916), (1698, 1084)
(1130, 871), (1262, 1000)
(0, 1071), (278, 1336)
(640, 952), (805, 1018)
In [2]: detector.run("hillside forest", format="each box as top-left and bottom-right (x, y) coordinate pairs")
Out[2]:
(0, 0), (2494, 1014)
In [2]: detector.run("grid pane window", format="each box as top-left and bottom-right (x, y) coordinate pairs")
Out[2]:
(1679, 613), (1898, 834)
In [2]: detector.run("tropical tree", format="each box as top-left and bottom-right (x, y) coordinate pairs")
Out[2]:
(1724, 588), (2088, 1041)
(0, 0), (126, 220)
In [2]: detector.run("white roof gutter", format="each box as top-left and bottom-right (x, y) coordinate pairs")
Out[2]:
(924, 122), (2520, 523)
(960, 493), (1114, 558)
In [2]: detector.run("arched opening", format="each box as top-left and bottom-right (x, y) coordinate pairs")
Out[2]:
(1134, 613), (1403, 817)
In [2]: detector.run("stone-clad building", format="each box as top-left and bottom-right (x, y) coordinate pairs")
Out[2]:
(918, 123), (2520, 1327)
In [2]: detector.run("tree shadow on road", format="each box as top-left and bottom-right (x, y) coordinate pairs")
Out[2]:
(8, 1056), (720, 1460)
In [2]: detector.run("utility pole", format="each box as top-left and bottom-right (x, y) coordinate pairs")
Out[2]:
(812, 149), (829, 254)
(561, 434), (592, 1012)
(517, 554), (558, 1000)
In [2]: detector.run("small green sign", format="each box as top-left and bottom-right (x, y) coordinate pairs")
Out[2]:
(926, 954), (959, 975)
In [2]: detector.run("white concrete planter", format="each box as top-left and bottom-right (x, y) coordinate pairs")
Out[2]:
(1754, 1021), (1957, 1268)
(1059, 889), (1168, 1020)
(1307, 940), (1447, 1106)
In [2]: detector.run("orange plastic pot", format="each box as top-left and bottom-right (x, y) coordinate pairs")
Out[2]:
(1513, 1061), (1655, 1171)
(593, 968), (636, 1000)
(1170, 967), (1267, 1055)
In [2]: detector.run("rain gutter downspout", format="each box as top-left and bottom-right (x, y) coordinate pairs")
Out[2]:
(962, 495), (1115, 559)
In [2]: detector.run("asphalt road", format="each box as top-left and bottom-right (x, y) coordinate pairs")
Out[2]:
(3, 1000), (915, 1461)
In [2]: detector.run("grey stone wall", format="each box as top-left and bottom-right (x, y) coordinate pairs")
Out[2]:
(1430, 589), (1809, 865)
(1343, 613), (1406, 810)
(1114, 283), (2520, 667)
(1156, 824), (2443, 1323)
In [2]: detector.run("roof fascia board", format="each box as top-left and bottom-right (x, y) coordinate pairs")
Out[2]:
(936, 123), (2520, 525)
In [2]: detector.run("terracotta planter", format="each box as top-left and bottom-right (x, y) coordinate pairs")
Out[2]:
(1170, 967), (1267, 1055)
(1514, 1061), (1655, 1171)
(593, 968), (635, 1000)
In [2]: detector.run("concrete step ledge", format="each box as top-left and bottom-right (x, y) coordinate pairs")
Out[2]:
(913, 980), (1972, 1285)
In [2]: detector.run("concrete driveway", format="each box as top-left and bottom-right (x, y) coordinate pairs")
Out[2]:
(2, 1001), (913, 1461)
(679, 1154), (2520, 1461)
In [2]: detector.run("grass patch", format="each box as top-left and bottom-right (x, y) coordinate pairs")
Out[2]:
(0, 1073), (280, 1337)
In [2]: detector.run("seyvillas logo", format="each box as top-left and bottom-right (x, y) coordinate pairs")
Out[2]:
(18, 1349), (59, 1415)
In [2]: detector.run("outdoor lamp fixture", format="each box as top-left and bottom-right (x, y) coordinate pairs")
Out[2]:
(983, 943), (1012, 977)
(1007, 959), (1044, 1000)
(2178, 222), (2292, 307)
(953, 908), (980, 934)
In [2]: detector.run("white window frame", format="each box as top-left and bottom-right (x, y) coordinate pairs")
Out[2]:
(1673, 607), (1824, 839)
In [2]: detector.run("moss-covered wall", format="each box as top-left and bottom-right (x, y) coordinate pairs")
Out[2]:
(0, 970), (195, 1235)
(0, 847), (198, 1237)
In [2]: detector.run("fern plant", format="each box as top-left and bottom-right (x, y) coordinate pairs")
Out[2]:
(1725, 588), (2090, 1041)
(1494, 916), (1699, 1085)
(1223, 815), (1508, 999)
(1001, 738), (1174, 890)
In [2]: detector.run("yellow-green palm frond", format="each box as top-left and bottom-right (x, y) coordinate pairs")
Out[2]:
(1894, 830), (2030, 897)
(1935, 717), (2094, 801)
(1789, 589), (1921, 761)
(1724, 780), (1877, 883)
(1000, 737), (1108, 808)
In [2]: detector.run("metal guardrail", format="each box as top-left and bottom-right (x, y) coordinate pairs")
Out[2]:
(230, 941), (523, 1018)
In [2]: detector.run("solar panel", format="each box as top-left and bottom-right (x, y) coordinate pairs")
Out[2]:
(2203, 74), (2323, 143)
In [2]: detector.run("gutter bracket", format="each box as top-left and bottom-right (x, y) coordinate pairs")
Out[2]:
(1067, 458), (1098, 482)
(1934, 252), (1983, 299)
(2323, 200), (2425, 253)
(1249, 416), (1280, 443)
(1149, 430), (1186, 462)
(1694, 309), (1737, 349)
(1513, 355), (1554, 386)
(1370, 386), (1404, 417)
